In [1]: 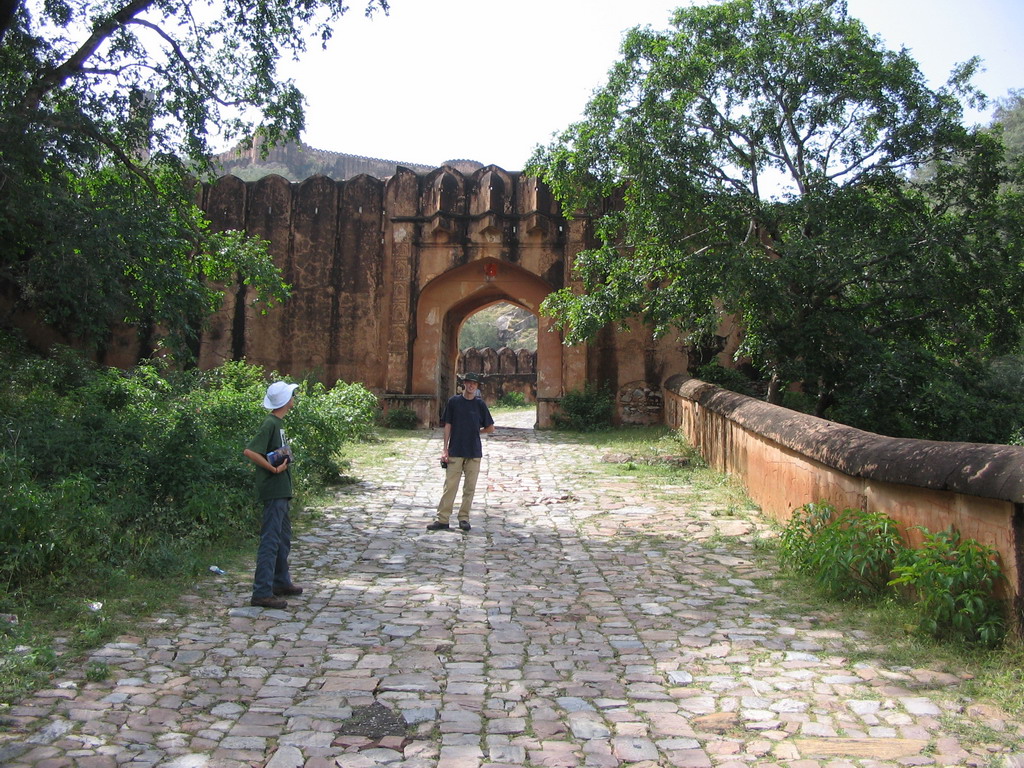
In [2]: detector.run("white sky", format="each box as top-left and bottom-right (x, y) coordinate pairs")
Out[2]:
(281, 0), (1024, 171)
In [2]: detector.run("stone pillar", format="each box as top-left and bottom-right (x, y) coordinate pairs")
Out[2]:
(199, 175), (248, 369)
(290, 175), (339, 378)
(243, 175), (294, 372)
(383, 169), (421, 395)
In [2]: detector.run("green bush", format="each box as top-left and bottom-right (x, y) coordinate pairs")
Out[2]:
(0, 337), (378, 593)
(779, 499), (1007, 646)
(496, 391), (528, 408)
(780, 502), (904, 600)
(889, 528), (1006, 646)
(383, 407), (418, 429)
(288, 379), (380, 487)
(695, 362), (756, 396)
(553, 382), (614, 431)
(778, 500), (838, 571)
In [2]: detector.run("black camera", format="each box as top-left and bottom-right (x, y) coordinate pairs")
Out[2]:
(440, 459), (448, 469)
(267, 446), (292, 467)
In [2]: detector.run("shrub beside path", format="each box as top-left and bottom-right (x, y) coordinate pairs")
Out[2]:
(2, 410), (1022, 768)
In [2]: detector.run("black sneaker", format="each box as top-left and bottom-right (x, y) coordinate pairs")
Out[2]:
(426, 521), (450, 531)
(458, 520), (471, 531)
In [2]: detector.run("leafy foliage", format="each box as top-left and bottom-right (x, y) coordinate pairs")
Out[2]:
(779, 500), (1007, 645)
(529, 0), (1024, 441)
(552, 382), (614, 431)
(459, 303), (538, 352)
(779, 501), (903, 600)
(991, 90), (1024, 164)
(0, 0), (385, 356)
(695, 362), (758, 397)
(285, 379), (380, 488)
(382, 407), (418, 430)
(890, 528), (1006, 647)
(496, 391), (528, 408)
(0, 333), (377, 592)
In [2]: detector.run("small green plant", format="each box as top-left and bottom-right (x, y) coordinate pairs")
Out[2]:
(85, 661), (110, 682)
(382, 407), (418, 430)
(778, 501), (836, 569)
(287, 379), (380, 488)
(552, 382), (614, 431)
(779, 502), (904, 600)
(889, 527), (1006, 647)
(496, 391), (527, 408)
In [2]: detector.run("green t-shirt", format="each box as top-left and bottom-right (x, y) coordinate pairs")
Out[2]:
(246, 413), (292, 501)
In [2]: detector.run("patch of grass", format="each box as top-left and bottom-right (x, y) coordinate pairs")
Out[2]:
(777, 578), (1024, 722)
(574, 426), (1024, 726)
(84, 661), (110, 682)
(0, 538), (254, 707)
(342, 430), (414, 470)
(937, 714), (1005, 746)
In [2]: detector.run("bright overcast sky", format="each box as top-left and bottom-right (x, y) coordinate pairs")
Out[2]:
(280, 0), (1023, 172)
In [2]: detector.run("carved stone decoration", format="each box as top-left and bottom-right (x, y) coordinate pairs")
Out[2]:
(618, 381), (664, 425)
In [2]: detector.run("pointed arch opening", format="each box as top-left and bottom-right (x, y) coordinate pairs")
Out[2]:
(411, 258), (564, 427)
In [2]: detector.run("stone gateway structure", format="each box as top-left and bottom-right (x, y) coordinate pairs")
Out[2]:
(198, 165), (692, 427)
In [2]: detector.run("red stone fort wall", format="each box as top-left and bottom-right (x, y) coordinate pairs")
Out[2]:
(197, 166), (691, 428)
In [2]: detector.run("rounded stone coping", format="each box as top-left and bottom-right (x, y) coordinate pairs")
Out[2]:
(665, 374), (1024, 503)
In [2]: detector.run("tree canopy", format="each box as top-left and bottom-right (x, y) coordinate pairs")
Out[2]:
(992, 90), (1024, 164)
(529, 0), (1024, 440)
(0, 0), (386, 357)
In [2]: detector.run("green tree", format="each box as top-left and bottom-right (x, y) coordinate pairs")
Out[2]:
(992, 90), (1024, 163)
(459, 303), (538, 351)
(529, 0), (1024, 436)
(0, 0), (386, 357)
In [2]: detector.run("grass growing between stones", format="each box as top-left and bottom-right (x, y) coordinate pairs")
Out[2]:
(564, 425), (753, 503)
(0, 539), (255, 708)
(0, 432), (396, 709)
(563, 425), (1024, 728)
(331, 429), (410, 484)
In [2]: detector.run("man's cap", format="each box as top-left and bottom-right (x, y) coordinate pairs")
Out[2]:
(461, 372), (484, 383)
(263, 381), (299, 409)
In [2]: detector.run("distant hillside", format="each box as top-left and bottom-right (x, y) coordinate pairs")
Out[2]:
(213, 138), (484, 182)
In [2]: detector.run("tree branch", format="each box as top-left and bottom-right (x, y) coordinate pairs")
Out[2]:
(21, 0), (155, 112)
(124, 17), (243, 107)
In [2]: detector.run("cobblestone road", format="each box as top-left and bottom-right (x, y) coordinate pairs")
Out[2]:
(3, 410), (1022, 768)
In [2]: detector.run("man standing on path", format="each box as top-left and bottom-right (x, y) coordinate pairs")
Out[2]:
(427, 372), (495, 532)
(244, 381), (304, 609)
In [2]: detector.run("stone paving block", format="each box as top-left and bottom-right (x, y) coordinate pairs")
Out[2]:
(4, 411), (1022, 768)
(795, 738), (929, 758)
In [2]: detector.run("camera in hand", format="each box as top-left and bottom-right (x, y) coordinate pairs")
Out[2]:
(267, 445), (292, 467)
(440, 459), (448, 469)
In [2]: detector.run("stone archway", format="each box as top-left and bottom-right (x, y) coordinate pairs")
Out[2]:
(412, 258), (563, 427)
(196, 164), (689, 429)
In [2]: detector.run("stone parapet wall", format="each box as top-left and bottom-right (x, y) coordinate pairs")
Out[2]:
(664, 374), (1024, 632)
(458, 347), (537, 403)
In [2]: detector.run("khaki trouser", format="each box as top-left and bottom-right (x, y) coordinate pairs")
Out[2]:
(435, 457), (481, 524)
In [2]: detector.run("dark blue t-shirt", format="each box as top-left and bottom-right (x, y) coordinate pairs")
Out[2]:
(441, 394), (494, 458)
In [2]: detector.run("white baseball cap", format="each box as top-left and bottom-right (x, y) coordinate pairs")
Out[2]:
(263, 381), (299, 410)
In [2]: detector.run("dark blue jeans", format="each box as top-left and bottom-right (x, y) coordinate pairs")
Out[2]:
(252, 497), (292, 599)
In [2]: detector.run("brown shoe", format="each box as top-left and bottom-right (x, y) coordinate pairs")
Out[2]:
(273, 584), (303, 596)
(251, 595), (287, 609)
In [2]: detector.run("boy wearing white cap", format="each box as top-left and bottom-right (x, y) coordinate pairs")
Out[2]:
(243, 381), (302, 609)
